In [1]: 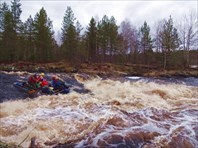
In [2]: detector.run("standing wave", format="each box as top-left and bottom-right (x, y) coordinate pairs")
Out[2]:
(0, 77), (197, 147)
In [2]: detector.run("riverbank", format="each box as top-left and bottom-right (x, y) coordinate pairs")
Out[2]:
(0, 62), (197, 78)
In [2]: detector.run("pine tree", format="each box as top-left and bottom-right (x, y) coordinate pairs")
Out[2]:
(11, 0), (22, 33)
(0, 2), (9, 32)
(24, 15), (35, 61)
(11, 0), (22, 60)
(75, 20), (86, 62)
(139, 21), (152, 65)
(2, 10), (16, 61)
(86, 17), (97, 62)
(64, 24), (76, 61)
(76, 20), (83, 38)
(0, 2), (9, 61)
(61, 6), (75, 41)
(34, 7), (54, 62)
(160, 16), (180, 69)
(108, 16), (119, 61)
(97, 15), (119, 62)
(97, 15), (109, 62)
(61, 6), (78, 62)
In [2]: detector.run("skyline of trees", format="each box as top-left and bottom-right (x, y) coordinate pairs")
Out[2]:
(0, 0), (197, 70)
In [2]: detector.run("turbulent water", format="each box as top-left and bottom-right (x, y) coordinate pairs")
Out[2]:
(0, 72), (198, 148)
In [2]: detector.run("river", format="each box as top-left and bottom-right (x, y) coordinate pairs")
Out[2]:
(0, 72), (198, 148)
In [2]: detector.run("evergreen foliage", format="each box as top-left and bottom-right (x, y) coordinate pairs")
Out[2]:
(11, 0), (22, 33)
(0, 2), (9, 61)
(159, 16), (180, 69)
(34, 7), (54, 62)
(139, 21), (153, 65)
(61, 6), (77, 61)
(23, 15), (35, 60)
(86, 17), (97, 62)
(0, 2), (9, 32)
(0, 2), (197, 69)
(97, 15), (119, 62)
(2, 10), (16, 61)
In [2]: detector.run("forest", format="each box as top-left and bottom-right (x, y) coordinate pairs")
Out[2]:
(0, 0), (197, 70)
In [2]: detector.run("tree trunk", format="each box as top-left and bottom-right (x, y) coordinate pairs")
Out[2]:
(186, 47), (190, 67)
(163, 50), (167, 70)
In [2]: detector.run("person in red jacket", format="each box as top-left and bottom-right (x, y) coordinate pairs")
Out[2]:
(40, 78), (48, 87)
(28, 74), (38, 88)
(38, 78), (54, 94)
(35, 73), (45, 84)
(28, 73), (46, 88)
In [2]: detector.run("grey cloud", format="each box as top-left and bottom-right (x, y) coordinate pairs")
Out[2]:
(3, 0), (197, 33)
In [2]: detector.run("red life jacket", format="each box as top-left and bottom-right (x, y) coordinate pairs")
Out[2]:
(40, 79), (48, 87)
(28, 76), (36, 84)
(36, 76), (43, 82)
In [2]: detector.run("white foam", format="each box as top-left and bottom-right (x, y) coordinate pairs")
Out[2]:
(0, 77), (198, 147)
(127, 76), (142, 80)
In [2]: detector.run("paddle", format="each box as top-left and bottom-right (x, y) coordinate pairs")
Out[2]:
(28, 89), (36, 94)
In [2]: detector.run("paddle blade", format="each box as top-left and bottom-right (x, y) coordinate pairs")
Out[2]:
(28, 90), (36, 94)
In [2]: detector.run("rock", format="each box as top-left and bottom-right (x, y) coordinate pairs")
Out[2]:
(29, 137), (37, 148)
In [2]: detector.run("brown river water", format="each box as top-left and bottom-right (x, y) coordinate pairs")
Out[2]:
(0, 73), (198, 148)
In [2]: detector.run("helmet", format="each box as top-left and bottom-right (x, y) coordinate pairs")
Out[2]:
(52, 75), (57, 80)
(40, 73), (45, 77)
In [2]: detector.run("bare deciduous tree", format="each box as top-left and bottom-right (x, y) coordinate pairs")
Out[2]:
(177, 10), (198, 67)
(120, 19), (139, 63)
(154, 19), (166, 53)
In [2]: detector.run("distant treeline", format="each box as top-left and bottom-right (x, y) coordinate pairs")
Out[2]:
(0, 0), (197, 69)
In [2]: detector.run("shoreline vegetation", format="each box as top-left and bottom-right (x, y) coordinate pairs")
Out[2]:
(0, 61), (197, 78)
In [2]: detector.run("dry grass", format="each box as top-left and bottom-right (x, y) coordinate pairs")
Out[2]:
(1, 61), (197, 77)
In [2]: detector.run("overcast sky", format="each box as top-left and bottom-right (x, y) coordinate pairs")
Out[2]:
(3, 0), (197, 41)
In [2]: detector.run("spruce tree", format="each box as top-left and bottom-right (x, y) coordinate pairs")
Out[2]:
(2, 10), (16, 61)
(75, 20), (85, 62)
(11, 0), (22, 32)
(86, 17), (97, 62)
(24, 15), (35, 61)
(0, 2), (9, 32)
(0, 2), (9, 61)
(11, 0), (22, 60)
(34, 7), (54, 62)
(97, 15), (119, 62)
(108, 16), (119, 61)
(61, 6), (79, 62)
(0, 1), (22, 62)
(61, 6), (75, 40)
(97, 15), (109, 62)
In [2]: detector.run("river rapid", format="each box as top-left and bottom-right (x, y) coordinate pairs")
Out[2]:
(0, 72), (198, 148)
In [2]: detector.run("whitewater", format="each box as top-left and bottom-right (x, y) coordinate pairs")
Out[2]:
(0, 72), (198, 147)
